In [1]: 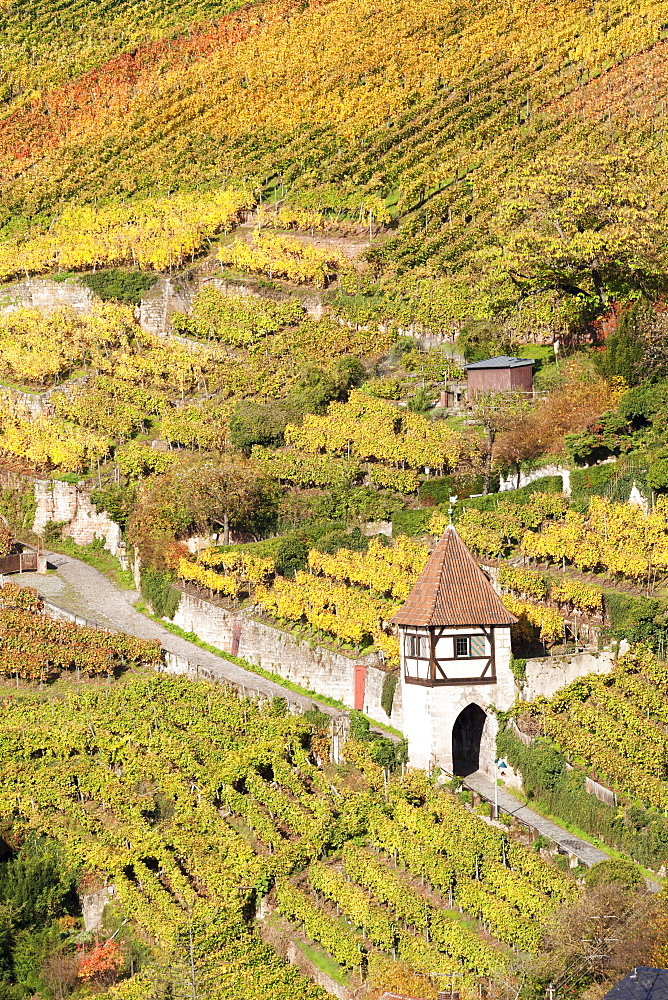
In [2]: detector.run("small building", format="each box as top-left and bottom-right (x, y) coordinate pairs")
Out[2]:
(605, 969), (668, 1000)
(436, 382), (467, 410)
(392, 525), (517, 776)
(464, 355), (534, 398)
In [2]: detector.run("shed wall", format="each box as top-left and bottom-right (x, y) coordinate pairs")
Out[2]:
(467, 368), (513, 395)
(467, 366), (533, 397)
(509, 366), (534, 394)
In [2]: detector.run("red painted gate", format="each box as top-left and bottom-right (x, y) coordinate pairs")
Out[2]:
(230, 620), (243, 655)
(354, 663), (366, 711)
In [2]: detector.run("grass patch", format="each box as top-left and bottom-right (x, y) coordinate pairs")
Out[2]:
(292, 935), (351, 986)
(264, 915), (351, 988)
(135, 603), (403, 739)
(46, 538), (135, 590)
(500, 782), (663, 885)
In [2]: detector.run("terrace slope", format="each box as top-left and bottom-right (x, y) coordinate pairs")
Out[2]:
(1, 0), (668, 332)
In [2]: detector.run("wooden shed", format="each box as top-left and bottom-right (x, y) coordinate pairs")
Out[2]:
(464, 355), (534, 398)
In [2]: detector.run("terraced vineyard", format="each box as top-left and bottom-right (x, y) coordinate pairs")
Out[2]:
(0, 1), (663, 334)
(0, 586), (580, 995)
(506, 647), (668, 811)
(275, 789), (576, 994)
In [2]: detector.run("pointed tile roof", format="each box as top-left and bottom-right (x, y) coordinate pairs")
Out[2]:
(391, 526), (517, 628)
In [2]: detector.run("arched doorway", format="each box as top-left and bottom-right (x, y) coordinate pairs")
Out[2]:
(452, 704), (487, 776)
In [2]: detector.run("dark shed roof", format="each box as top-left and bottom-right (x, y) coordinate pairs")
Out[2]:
(391, 525), (517, 628)
(605, 969), (668, 1000)
(464, 356), (535, 370)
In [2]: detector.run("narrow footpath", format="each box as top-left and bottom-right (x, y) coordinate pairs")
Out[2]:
(13, 551), (642, 877)
(466, 770), (663, 892)
(15, 552), (346, 719)
(463, 769), (609, 867)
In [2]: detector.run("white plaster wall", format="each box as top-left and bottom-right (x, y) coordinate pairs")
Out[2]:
(400, 626), (514, 775)
(499, 464), (572, 496)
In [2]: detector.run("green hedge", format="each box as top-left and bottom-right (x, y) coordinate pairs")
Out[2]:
(570, 464), (617, 502)
(496, 726), (668, 867)
(604, 591), (668, 650)
(392, 508), (432, 537)
(451, 475), (564, 515)
(381, 673), (398, 717)
(140, 568), (181, 620)
(79, 268), (159, 305)
(418, 472), (492, 505)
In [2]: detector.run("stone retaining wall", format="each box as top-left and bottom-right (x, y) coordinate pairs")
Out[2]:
(172, 590), (402, 729)
(39, 593), (343, 720)
(139, 274), (325, 337)
(0, 277), (95, 315)
(521, 650), (615, 701)
(33, 480), (125, 562)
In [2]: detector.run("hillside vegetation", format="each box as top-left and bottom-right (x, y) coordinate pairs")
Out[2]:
(0, 590), (602, 999)
(0, 0), (666, 336)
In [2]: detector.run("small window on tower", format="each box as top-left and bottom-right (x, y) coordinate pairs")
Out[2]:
(407, 635), (428, 658)
(455, 636), (469, 657)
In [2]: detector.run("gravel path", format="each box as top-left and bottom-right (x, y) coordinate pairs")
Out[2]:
(15, 554), (346, 718)
(464, 769), (609, 868)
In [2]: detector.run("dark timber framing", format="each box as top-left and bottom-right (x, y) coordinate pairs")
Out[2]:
(404, 624), (497, 686)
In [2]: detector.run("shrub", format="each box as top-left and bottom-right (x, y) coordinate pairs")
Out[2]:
(392, 509), (432, 537)
(570, 464), (617, 502)
(229, 401), (289, 453)
(497, 725), (668, 867)
(140, 568), (181, 619)
(584, 859), (643, 891)
(314, 486), (399, 522)
(418, 473), (491, 506)
(274, 536), (308, 578)
(43, 520), (67, 544)
(314, 526), (368, 555)
(381, 673), (398, 717)
(509, 656), (527, 683)
(605, 591), (668, 650)
(90, 484), (137, 531)
(79, 269), (158, 305)
(348, 711), (407, 770)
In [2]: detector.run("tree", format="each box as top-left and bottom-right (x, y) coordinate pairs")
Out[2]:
(493, 415), (547, 488)
(494, 360), (622, 476)
(457, 320), (511, 363)
(490, 151), (668, 311)
(597, 299), (648, 385)
(77, 939), (122, 986)
(647, 449), (668, 493)
(531, 882), (651, 990)
(128, 454), (277, 566)
(274, 536), (308, 578)
(0, 837), (77, 930)
(229, 401), (289, 454)
(469, 391), (531, 494)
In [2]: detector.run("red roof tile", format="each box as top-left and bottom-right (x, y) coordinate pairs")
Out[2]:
(391, 526), (517, 628)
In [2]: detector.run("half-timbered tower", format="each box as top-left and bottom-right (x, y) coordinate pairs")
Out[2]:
(392, 525), (517, 776)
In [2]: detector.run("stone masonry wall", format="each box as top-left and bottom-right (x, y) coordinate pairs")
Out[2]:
(521, 650), (615, 701)
(172, 590), (402, 729)
(0, 277), (95, 315)
(139, 274), (325, 338)
(33, 480), (125, 562)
